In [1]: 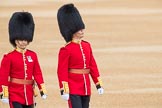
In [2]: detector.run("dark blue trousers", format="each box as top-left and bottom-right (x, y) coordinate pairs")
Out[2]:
(69, 94), (90, 108)
(12, 102), (34, 108)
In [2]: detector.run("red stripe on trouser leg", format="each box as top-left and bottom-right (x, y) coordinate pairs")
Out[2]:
(68, 99), (72, 108)
(9, 101), (13, 108)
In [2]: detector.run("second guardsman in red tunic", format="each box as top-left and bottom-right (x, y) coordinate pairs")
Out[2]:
(57, 3), (104, 108)
(0, 12), (47, 108)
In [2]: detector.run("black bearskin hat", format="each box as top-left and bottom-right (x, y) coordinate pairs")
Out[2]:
(9, 12), (35, 47)
(57, 3), (85, 42)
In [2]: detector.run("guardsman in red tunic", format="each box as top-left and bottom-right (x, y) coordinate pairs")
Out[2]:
(0, 12), (47, 108)
(57, 3), (104, 108)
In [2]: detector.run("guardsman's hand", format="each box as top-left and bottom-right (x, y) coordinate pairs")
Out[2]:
(61, 93), (69, 101)
(40, 91), (47, 99)
(97, 87), (104, 95)
(96, 77), (104, 95)
(1, 97), (9, 104)
(40, 84), (47, 100)
(60, 81), (69, 101)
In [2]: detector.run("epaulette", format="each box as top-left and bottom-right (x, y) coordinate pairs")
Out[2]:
(4, 50), (13, 55)
(82, 40), (89, 43)
(63, 41), (71, 47)
(27, 49), (34, 53)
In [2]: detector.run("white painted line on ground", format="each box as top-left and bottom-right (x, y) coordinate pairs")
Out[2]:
(108, 88), (162, 94)
(81, 8), (162, 15)
(94, 45), (162, 53)
(1, 8), (162, 17)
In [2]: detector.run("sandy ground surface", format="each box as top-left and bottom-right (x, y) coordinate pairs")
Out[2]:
(0, 0), (162, 108)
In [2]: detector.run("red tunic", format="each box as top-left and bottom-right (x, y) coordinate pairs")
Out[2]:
(0, 49), (44, 105)
(57, 40), (101, 95)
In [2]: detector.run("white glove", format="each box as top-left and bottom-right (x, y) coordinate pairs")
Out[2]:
(41, 94), (47, 100)
(1, 98), (9, 104)
(98, 88), (104, 95)
(61, 93), (69, 101)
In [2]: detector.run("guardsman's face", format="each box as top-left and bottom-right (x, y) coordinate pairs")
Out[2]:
(73, 29), (84, 39)
(15, 40), (29, 50)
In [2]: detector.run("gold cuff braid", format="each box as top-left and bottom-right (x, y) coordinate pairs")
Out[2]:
(96, 77), (103, 87)
(2, 86), (8, 98)
(40, 83), (47, 94)
(61, 81), (69, 93)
